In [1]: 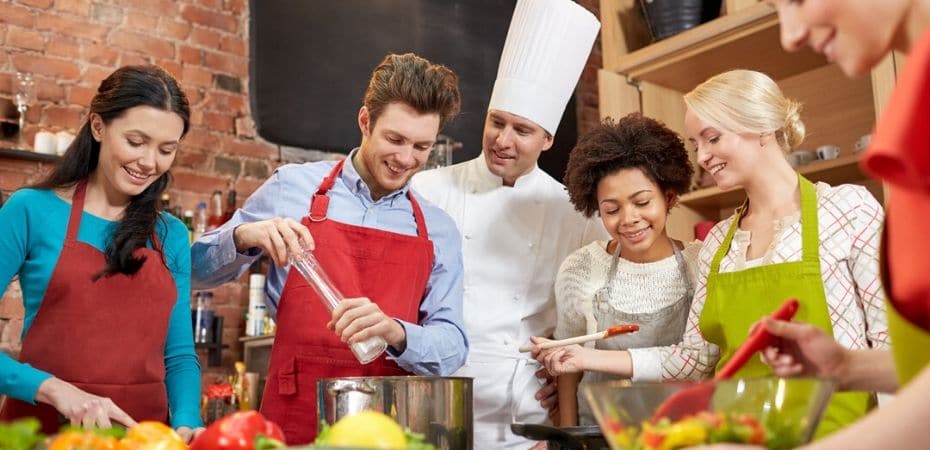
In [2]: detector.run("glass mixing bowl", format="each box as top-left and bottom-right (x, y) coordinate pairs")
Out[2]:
(583, 377), (835, 450)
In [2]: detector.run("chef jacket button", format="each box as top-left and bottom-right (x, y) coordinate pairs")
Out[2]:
(464, 234), (472, 240)
(512, 295), (519, 301)
(528, 243), (534, 248)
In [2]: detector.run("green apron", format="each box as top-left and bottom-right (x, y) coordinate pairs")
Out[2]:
(887, 300), (930, 385)
(880, 225), (930, 386)
(698, 175), (871, 438)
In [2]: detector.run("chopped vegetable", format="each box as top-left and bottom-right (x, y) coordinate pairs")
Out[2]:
(602, 412), (788, 450)
(119, 421), (186, 450)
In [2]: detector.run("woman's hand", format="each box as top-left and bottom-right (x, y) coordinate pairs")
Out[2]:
(531, 337), (591, 376)
(36, 377), (137, 429)
(760, 318), (848, 380)
(232, 217), (314, 266)
(176, 426), (206, 443)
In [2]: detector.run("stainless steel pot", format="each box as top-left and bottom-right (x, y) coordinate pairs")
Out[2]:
(317, 376), (473, 450)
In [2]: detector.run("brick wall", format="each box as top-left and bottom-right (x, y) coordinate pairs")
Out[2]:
(0, 0), (280, 376)
(576, 0), (602, 135)
(0, 0), (604, 382)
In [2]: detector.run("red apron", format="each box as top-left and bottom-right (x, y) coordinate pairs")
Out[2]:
(259, 160), (434, 445)
(0, 180), (176, 433)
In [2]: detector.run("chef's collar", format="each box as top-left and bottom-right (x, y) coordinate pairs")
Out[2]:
(341, 148), (409, 204)
(471, 152), (541, 190)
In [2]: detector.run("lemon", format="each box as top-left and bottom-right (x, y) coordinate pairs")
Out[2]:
(327, 410), (408, 449)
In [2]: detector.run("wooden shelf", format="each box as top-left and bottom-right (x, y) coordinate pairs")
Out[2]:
(680, 153), (868, 210)
(0, 147), (60, 163)
(239, 334), (275, 344)
(608, 2), (828, 92)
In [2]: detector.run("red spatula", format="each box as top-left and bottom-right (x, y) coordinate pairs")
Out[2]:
(651, 298), (800, 422)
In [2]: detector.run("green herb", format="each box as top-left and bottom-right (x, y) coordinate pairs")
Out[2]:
(0, 418), (45, 450)
(58, 423), (127, 439)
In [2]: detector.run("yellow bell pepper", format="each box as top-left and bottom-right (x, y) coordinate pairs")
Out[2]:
(120, 422), (186, 450)
(47, 430), (127, 450)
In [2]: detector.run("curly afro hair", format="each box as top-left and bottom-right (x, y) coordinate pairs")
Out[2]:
(564, 113), (693, 218)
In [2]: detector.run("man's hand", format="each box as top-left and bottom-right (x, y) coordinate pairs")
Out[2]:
(328, 297), (407, 352)
(36, 377), (137, 429)
(534, 367), (559, 420)
(233, 218), (314, 266)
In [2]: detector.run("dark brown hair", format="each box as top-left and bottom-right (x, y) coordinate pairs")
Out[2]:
(564, 113), (693, 217)
(364, 53), (461, 130)
(34, 65), (190, 277)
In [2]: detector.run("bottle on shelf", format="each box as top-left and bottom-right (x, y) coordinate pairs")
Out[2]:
(233, 361), (251, 411)
(172, 205), (183, 219)
(192, 291), (215, 344)
(183, 209), (194, 243)
(193, 201), (208, 242)
(223, 189), (237, 222)
(246, 257), (267, 337)
(207, 190), (225, 231)
(160, 192), (171, 212)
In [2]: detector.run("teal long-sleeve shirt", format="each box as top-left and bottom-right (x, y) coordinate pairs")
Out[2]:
(0, 188), (202, 428)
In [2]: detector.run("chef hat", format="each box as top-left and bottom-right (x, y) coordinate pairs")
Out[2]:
(488, 0), (601, 136)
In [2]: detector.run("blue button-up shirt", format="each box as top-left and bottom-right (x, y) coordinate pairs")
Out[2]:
(191, 149), (468, 375)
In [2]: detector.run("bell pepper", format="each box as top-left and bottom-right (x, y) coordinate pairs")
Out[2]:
(120, 422), (186, 450)
(734, 415), (766, 445)
(47, 430), (127, 450)
(189, 411), (286, 450)
(661, 419), (708, 450)
(639, 422), (667, 450)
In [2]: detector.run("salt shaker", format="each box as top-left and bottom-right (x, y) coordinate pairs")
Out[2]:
(290, 248), (387, 364)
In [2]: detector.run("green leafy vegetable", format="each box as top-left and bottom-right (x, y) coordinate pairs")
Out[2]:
(0, 418), (45, 450)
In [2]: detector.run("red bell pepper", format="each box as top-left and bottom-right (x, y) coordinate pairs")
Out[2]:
(189, 411), (286, 450)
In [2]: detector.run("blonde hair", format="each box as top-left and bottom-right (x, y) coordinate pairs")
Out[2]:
(683, 70), (805, 152)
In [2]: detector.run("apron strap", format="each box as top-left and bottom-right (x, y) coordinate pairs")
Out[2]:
(798, 175), (821, 272)
(307, 158), (430, 237)
(709, 203), (743, 276)
(308, 159), (345, 222)
(405, 191), (429, 238)
(65, 180), (89, 244)
(67, 179), (165, 253)
(709, 174), (819, 275)
(670, 240), (693, 294)
(589, 237), (688, 333)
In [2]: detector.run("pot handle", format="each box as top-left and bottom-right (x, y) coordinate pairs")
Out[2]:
(510, 422), (586, 450)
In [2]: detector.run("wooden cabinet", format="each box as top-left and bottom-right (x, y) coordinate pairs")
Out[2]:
(597, 1), (899, 240)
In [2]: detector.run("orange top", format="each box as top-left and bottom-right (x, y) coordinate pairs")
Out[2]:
(861, 28), (930, 330)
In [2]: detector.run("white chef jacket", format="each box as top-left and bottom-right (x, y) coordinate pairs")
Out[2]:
(412, 156), (607, 448)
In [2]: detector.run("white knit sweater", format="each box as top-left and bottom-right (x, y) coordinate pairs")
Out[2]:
(554, 240), (701, 341)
